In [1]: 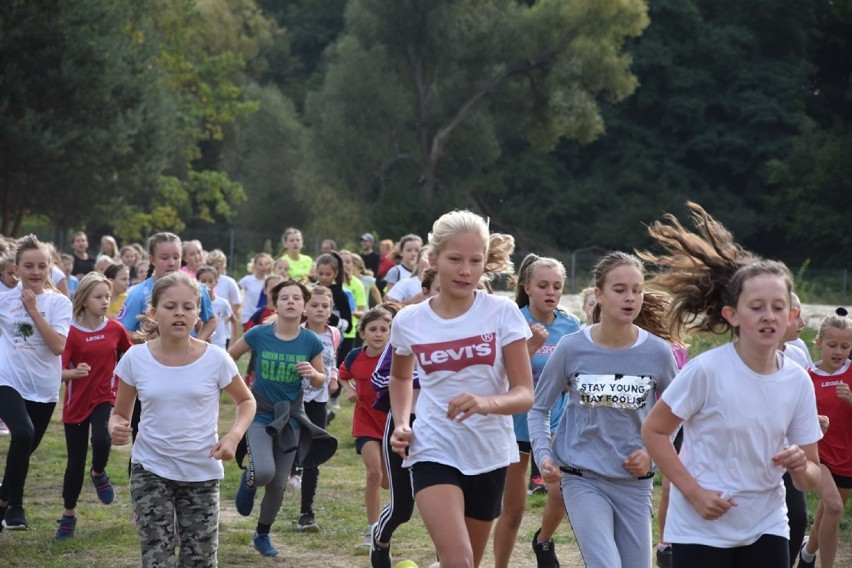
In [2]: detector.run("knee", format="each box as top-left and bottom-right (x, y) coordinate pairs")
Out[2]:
(438, 555), (474, 568)
(252, 464), (277, 488)
(823, 496), (845, 519)
(10, 422), (35, 446)
(366, 467), (383, 487)
(500, 505), (525, 528)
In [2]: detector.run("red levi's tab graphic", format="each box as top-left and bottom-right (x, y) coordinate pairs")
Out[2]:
(412, 334), (497, 373)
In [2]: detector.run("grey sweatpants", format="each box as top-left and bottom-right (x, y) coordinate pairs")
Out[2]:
(246, 424), (297, 526)
(562, 471), (654, 568)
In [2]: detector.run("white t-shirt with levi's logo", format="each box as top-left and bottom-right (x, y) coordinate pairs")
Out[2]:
(391, 291), (532, 475)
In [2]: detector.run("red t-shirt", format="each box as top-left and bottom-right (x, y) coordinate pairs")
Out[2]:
(810, 362), (852, 476)
(61, 319), (133, 424)
(339, 348), (388, 439)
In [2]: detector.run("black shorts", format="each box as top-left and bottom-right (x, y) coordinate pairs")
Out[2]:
(517, 441), (532, 455)
(673, 427), (684, 454)
(410, 461), (508, 521)
(355, 436), (381, 455)
(831, 471), (852, 489)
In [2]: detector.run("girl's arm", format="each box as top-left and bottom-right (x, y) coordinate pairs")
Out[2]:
(228, 337), (251, 361)
(210, 375), (256, 460)
(62, 363), (90, 382)
(229, 313), (240, 343)
(389, 352), (415, 456)
(21, 289), (67, 355)
(196, 315), (217, 342)
(642, 401), (734, 520)
(109, 379), (138, 447)
(447, 338), (533, 422)
(296, 353), (325, 389)
(773, 442), (820, 492)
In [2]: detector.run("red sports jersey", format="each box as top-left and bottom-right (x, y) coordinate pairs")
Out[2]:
(810, 362), (852, 476)
(61, 319), (132, 424)
(339, 348), (388, 439)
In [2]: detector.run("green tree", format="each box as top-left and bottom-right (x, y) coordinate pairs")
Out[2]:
(0, 0), (177, 236)
(306, 0), (650, 229)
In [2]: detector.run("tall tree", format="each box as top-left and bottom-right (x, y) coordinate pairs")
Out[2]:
(0, 0), (177, 236)
(306, 0), (650, 229)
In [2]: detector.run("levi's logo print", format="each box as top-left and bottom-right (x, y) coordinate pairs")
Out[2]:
(413, 334), (496, 372)
(259, 351), (306, 384)
(575, 373), (653, 409)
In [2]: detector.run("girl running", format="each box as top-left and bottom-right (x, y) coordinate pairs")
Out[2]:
(797, 309), (852, 568)
(279, 228), (313, 281)
(339, 307), (393, 547)
(104, 263), (130, 320)
(0, 235), (73, 531)
(494, 253), (581, 568)
(110, 272), (255, 567)
(389, 210), (534, 568)
(229, 279), (328, 558)
(641, 202), (822, 568)
(55, 273), (133, 539)
(529, 252), (678, 568)
(383, 234), (422, 296)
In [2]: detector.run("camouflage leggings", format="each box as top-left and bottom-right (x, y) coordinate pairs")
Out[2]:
(130, 463), (219, 568)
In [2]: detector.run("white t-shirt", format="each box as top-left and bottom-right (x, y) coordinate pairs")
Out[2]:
(784, 344), (809, 370)
(115, 343), (238, 482)
(238, 275), (265, 324)
(787, 337), (814, 366)
(210, 296), (234, 349)
(215, 275), (242, 336)
(384, 264), (412, 287)
(662, 342), (822, 547)
(391, 292), (531, 475)
(387, 276), (422, 302)
(0, 288), (72, 402)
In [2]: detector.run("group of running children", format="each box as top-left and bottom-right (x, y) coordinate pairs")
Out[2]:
(0, 203), (849, 568)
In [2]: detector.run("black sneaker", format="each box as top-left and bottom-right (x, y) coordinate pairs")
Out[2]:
(2, 506), (28, 530)
(656, 544), (672, 568)
(797, 541), (816, 568)
(295, 512), (319, 532)
(370, 525), (392, 568)
(531, 527), (560, 568)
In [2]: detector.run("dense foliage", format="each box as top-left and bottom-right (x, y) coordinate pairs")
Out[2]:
(2, 0), (850, 267)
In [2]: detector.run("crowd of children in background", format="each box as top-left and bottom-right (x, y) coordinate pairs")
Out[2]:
(0, 205), (849, 568)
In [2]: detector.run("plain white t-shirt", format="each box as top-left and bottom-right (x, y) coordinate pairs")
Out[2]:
(115, 343), (238, 482)
(0, 288), (72, 402)
(391, 292), (531, 475)
(238, 275), (265, 324)
(215, 274), (242, 336)
(387, 276), (422, 302)
(210, 296), (234, 349)
(662, 342), (822, 547)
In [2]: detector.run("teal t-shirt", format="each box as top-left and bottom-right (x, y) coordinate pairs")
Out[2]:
(244, 324), (323, 424)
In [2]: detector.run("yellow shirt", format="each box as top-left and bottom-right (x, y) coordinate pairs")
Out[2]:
(283, 253), (313, 281)
(107, 292), (127, 320)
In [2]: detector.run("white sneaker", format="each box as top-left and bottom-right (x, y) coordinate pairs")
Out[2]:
(288, 474), (302, 490)
(0, 420), (9, 436)
(361, 524), (374, 548)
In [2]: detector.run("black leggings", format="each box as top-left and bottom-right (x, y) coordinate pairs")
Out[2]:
(298, 400), (327, 515)
(63, 402), (113, 510)
(673, 534), (789, 568)
(375, 412), (416, 544)
(0, 386), (56, 507)
(784, 472), (807, 567)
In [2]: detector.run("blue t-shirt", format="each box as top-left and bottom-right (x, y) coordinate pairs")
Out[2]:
(119, 276), (214, 333)
(243, 324), (323, 425)
(513, 306), (581, 443)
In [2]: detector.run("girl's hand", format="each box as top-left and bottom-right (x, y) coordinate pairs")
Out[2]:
(210, 433), (239, 461)
(686, 487), (736, 520)
(528, 322), (548, 354)
(772, 445), (809, 474)
(295, 361), (314, 379)
(21, 288), (38, 315)
(110, 415), (132, 446)
(624, 448), (652, 477)
(447, 393), (494, 422)
(347, 391), (358, 404)
(539, 457), (561, 485)
(836, 383), (852, 406)
(71, 363), (91, 379)
(818, 414), (830, 434)
(390, 424), (412, 458)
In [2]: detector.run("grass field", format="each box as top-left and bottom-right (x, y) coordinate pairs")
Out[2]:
(1, 327), (851, 566)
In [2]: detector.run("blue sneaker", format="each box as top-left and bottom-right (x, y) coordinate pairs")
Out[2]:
(253, 531), (278, 557)
(235, 469), (256, 516)
(90, 470), (115, 504)
(55, 515), (77, 540)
